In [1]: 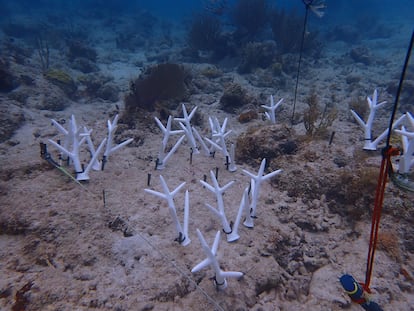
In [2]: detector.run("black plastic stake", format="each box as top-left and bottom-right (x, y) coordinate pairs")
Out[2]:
(215, 167), (219, 180)
(102, 189), (106, 208)
(40, 142), (47, 158)
(101, 156), (107, 171)
(329, 131), (336, 145)
(147, 173), (151, 186)
(155, 158), (159, 170)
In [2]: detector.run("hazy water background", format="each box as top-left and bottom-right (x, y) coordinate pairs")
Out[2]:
(1, 0), (412, 78)
(1, 0), (413, 27)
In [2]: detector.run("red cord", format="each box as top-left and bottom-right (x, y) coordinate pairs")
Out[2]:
(364, 147), (399, 291)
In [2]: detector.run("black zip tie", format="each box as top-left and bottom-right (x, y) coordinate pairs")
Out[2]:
(174, 232), (185, 244)
(223, 222), (233, 234)
(213, 276), (225, 289)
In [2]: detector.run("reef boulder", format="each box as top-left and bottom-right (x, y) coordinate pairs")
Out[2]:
(219, 83), (254, 113)
(0, 99), (25, 143)
(236, 124), (298, 165)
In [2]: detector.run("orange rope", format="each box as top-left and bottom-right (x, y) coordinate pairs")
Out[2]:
(364, 146), (399, 291)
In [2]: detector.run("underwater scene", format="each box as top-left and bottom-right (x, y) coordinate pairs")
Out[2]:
(0, 0), (413, 310)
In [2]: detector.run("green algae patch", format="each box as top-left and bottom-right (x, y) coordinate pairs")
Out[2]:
(45, 68), (77, 96)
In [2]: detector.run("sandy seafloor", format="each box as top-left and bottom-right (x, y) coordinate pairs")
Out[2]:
(1, 6), (414, 311)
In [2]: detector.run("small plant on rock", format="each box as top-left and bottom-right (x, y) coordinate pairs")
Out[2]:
(303, 92), (337, 137)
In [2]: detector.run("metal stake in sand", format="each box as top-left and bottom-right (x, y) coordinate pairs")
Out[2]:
(191, 229), (243, 290)
(395, 112), (414, 174)
(175, 104), (199, 154)
(103, 114), (133, 166)
(242, 158), (282, 228)
(200, 170), (235, 242)
(155, 115), (184, 163)
(261, 95), (283, 124)
(144, 175), (190, 246)
(244, 179), (255, 227)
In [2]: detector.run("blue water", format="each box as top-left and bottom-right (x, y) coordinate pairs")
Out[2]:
(1, 0), (413, 25)
(1, 1), (412, 31)
(0, 0), (412, 76)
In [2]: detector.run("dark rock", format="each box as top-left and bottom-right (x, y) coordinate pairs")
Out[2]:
(0, 215), (29, 235)
(67, 40), (97, 63)
(350, 46), (372, 65)
(219, 83), (251, 113)
(327, 24), (360, 43)
(238, 41), (278, 74)
(236, 124), (297, 164)
(333, 156), (348, 167)
(116, 33), (146, 52)
(44, 69), (77, 97)
(97, 83), (120, 102)
(255, 268), (281, 295)
(71, 57), (99, 73)
(279, 140), (298, 155)
(35, 88), (70, 111)
(0, 60), (19, 92)
(0, 100), (25, 142)
(238, 109), (258, 123)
